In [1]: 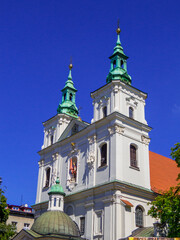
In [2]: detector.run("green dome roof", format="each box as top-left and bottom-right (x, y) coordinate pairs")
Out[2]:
(48, 178), (65, 196)
(31, 211), (81, 238)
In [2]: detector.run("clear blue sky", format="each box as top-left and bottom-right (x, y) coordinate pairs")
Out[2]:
(0, 0), (180, 206)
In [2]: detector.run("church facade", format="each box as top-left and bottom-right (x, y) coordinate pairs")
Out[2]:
(33, 27), (156, 240)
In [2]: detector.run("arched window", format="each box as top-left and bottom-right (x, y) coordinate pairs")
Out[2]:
(135, 206), (144, 227)
(66, 205), (74, 216)
(70, 93), (73, 101)
(45, 168), (50, 187)
(69, 156), (77, 182)
(100, 143), (107, 166)
(129, 107), (134, 119)
(113, 60), (116, 69)
(103, 106), (107, 118)
(64, 93), (66, 101)
(130, 145), (137, 168)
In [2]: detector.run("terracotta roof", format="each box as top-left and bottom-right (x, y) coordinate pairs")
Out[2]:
(121, 199), (133, 207)
(149, 151), (179, 193)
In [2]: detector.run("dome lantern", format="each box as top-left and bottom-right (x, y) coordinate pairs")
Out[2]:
(47, 177), (65, 211)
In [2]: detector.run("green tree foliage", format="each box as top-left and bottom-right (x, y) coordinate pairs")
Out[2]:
(0, 188), (9, 223)
(171, 142), (180, 179)
(0, 223), (16, 240)
(148, 186), (180, 237)
(0, 187), (16, 239)
(148, 143), (180, 237)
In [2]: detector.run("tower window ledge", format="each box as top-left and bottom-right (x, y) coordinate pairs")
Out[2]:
(42, 186), (50, 191)
(97, 164), (107, 171)
(129, 166), (140, 171)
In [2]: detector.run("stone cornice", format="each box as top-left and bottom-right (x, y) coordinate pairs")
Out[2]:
(38, 111), (151, 156)
(64, 179), (155, 203)
(91, 80), (147, 100)
(43, 113), (72, 127)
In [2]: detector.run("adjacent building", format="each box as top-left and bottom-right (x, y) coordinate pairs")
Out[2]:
(6, 204), (34, 233)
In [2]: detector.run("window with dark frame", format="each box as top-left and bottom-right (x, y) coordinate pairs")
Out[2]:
(129, 107), (134, 119)
(103, 106), (107, 118)
(80, 217), (85, 235)
(113, 60), (116, 69)
(135, 206), (144, 227)
(50, 135), (53, 145)
(121, 60), (124, 68)
(70, 93), (73, 101)
(100, 143), (107, 167)
(130, 145), (137, 168)
(24, 223), (30, 229)
(54, 198), (56, 207)
(45, 168), (50, 187)
(12, 221), (17, 226)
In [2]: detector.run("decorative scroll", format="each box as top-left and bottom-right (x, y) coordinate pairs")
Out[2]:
(87, 151), (95, 169)
(108, 124), (125, 135)
(141, 135), (150, 145)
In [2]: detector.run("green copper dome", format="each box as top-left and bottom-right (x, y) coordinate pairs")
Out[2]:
(48, 178), (65, 196)
(31, 211), (81, 238)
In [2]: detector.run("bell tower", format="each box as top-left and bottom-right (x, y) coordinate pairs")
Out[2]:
(57, 63), (79, 118)
(106, 24), (131, 85)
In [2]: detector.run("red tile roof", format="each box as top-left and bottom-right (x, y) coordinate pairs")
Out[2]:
(121, 199), (134, 207)
(149, 151), (179, 193)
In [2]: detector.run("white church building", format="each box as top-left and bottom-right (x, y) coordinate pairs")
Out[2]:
(31, 26), (178, 240)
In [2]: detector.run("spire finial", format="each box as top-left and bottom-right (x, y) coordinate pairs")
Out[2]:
(56, 177), (60, 184)
(69, 56), (73, 70)
(68, 57), (73, 80)
(116, 19), (121, 35)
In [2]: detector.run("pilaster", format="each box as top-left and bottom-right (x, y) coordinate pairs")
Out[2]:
(84, 200), (94, 240)
(36, 159), (44, 203)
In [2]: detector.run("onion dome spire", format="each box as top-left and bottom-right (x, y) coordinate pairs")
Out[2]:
(57, 62), (79, 118)
(106, 23), (132, 85)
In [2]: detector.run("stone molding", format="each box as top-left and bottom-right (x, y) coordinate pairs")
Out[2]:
(38, 159), (44, 167)
(88, 134), (97, 144)
(84, 201), (94, 209)
(141, 135), (150, 145)
(52, 152), (59, 161)
(108, 124), (125, 135)
(68, 142), (80, 157)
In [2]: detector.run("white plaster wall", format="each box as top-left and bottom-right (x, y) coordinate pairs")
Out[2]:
(91, 81), (147, 125)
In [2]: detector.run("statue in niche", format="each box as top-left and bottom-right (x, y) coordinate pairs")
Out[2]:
(69, 156), (77, 182)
